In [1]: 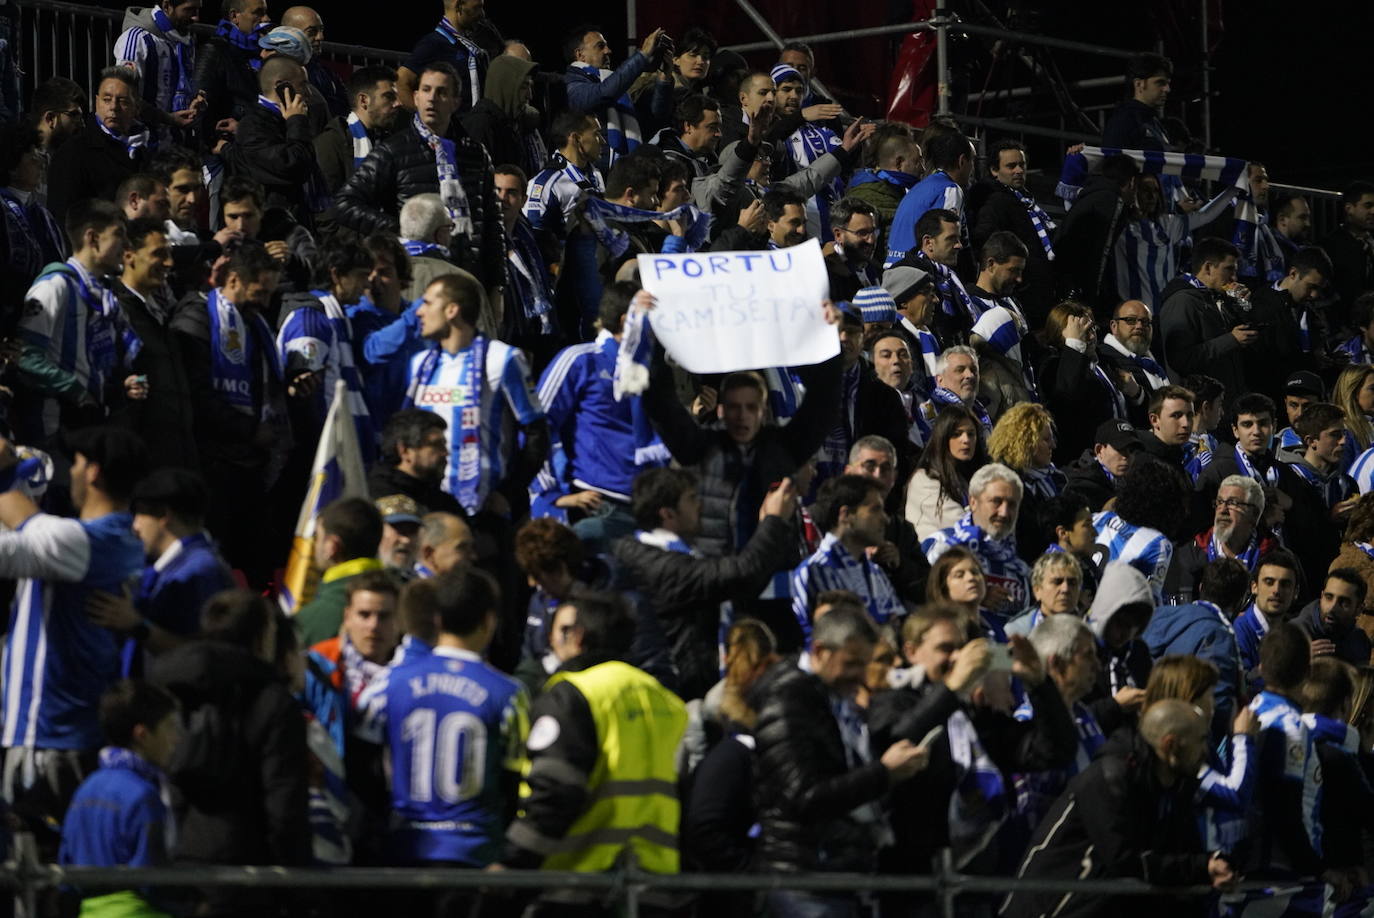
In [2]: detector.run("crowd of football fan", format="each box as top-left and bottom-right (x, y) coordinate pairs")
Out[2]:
(0, 0), (1373, 915)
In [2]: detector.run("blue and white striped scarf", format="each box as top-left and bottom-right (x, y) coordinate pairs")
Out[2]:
(412, 113), (474, 237)
(206, 287), (281, 416)
(435, 17), (484, 109)
(613, 301), (653, 400)
(1020, 465), (1065, 501)
(581, 196), (710, 258)
(94, 115), (149, 159)
(1011, 188), (1055, 261)
(346, 112), (372, 168)
(507, 218), (554, 328)
(847, 168), (920, 192)
(214, 18), (269, 70)
(47, 259), (141, 400)
(574, 65), (640, 162)
(150, 7), (195, 112)
(1234, 444), (1281, 487)
(1236, 205), (1287, 283)
(402, 239), (450, 259)
(1058, 145), (1257, 268)
(947, 708), (1007, 868)
(1336, 333), (1374, 365)
(970, 304), (1039, 402)
(1205, 527), (1262, 569)
(404, 336), (489, 514)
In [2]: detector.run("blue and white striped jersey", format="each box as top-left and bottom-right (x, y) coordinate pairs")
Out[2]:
(1195, 735), (1255, 854)
(113, 12), (195, 119)
(1, 512), (144, 750)
(1349, 444), (1374, 494)
(277, 291), (376, 460)
(1091, 510), (1173, 605)
(356, 646), (528, 865)
(790, 533), (904, 642)
(407, 338), (544, 514)
(1250, 690), (1323, 870)
(523, 154), (605, 242)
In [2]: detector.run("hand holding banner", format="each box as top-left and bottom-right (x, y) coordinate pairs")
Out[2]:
(635, 238), (838, 374)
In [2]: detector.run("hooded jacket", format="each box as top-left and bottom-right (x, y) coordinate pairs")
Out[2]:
(1142, 599), (1242, 732)
(461, 55), (543, 177)
(1083, 562), (1155, 707)
(117, 7), (195, 114)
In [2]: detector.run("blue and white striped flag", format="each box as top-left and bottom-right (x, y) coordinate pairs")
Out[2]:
(582, 197), (711, 259)
(279, 380), (369, 614)
(1057, 146), (1258, 265)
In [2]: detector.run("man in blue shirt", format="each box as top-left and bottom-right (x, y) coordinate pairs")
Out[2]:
(0, 426), (146, 848)
(59, 679), (181, 915)
(89, 468), (235, 676)
(885, 131), (975, 267)
(356, 564), (528, 913)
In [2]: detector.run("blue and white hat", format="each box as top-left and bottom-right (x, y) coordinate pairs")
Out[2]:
(770, 63), (804, 86)
(854, 285), (897, 325)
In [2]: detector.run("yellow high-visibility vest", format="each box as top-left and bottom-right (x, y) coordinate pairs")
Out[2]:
(539, 661), (687, 874)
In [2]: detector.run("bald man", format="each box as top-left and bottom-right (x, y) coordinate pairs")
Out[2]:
(415, 512), (476, 579)
(221, 54), (319, 227)
(282, 5), (347, 116)
(1003, 698), (1235, 918)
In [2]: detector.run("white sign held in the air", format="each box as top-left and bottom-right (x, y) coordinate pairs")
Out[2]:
(636, 238), (838, 374)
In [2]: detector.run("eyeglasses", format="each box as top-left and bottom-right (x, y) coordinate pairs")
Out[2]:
(1113, 315), (1152, 327)
(1214, 497), (1255, 512)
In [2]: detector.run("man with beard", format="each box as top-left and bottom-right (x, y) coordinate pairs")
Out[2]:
(375, 494), (423, 578)
(314, 65), (401, 195)
(917, 345), (991, 442)
(369, 410), (466, 518)
(825, 196), (879, 302)
(887, 208), (976, 344)
(1097, 299), (1169, 427)
(924, 463), (1032, 616)
(770, 64), (842, 237)
(1164, 475), (1277, 602)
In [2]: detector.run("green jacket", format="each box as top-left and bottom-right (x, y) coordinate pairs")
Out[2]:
(293, 558), (385, 646)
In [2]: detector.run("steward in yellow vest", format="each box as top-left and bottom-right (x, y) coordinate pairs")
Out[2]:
(497, 592), (688, 910)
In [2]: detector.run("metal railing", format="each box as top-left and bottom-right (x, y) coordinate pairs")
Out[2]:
(9, 0), (402, 107)
(0, 854), (1252, 918)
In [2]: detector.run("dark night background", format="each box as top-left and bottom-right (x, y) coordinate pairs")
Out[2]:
(80, 0), (1374, 190)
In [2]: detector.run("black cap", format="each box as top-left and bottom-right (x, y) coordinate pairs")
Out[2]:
(1094, 418), (1141, 452)
(1283, 370), (1324, 399)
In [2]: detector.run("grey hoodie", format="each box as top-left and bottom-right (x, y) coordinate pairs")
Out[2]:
(1086, 561), (1153, 642)
(120, 6), (193, 47)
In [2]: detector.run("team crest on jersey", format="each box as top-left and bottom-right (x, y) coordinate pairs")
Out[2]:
(530, 183), (544, 198)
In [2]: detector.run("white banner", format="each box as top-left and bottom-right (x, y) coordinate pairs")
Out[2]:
(636, 238), (838, 374)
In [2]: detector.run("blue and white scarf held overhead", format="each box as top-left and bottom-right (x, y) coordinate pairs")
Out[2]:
(581, 196), (711, 259)
(1058, 145), (1257, 270)
(574, 65), (639, 162)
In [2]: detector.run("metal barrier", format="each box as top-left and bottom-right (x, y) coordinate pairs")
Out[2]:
(0, 854), (1245, 918)
(9, 0), (403, 106)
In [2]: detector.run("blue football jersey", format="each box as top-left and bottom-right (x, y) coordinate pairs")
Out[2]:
(357, 646), (528, 865)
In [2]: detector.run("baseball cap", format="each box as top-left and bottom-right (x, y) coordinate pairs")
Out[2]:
(259, 26), (312, 64)
(836, 300), (864, 327)
(375, 494), (422, 526)
(1283, 370), (1324, 400)
(881, 264), (932, 307)
(1094, 419), (1141, 453)
(853, 286), (897, 325)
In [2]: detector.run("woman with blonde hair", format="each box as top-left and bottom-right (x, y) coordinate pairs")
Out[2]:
(1144, 656), (1258, 853)
(988, 402), (1064, 561)
(1333, 363), (1374, 468)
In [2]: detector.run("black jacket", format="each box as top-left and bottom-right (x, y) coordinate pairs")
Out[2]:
(1321, 226), (1374, 330)
(1243, 284), (1314, 405)
(869, 674), (1078, 873)
(1157, 278), (1247, 397)
(313, 114), (365, 196)
(851, 362), (921, 484)
(1064, 449), (1116, 511)
(611, 514), (796, 702)
(114, 283), (197, 470)
(1053, 175), (1129, 315)
(1038, 343), (1123, 465)
(1001, 727), (1211, 918)
(192, 36), (260, 135)
(149, 642), (310, 868)
(223, 103), (318, 229)
(461, 99), (539, 178)
(46, 118), (149, 226)
(967, 179), (1055, 322)
(750, 658), (892, 873)
(367, 461), (467, 517)
(1101, 100), (1170, 151)
(334, 120), (505, 289)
